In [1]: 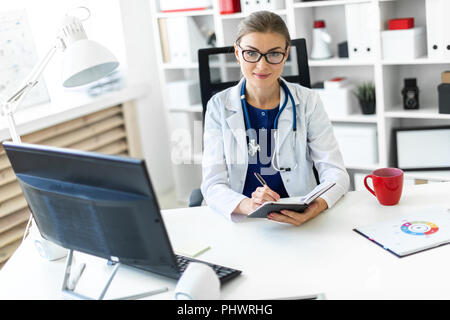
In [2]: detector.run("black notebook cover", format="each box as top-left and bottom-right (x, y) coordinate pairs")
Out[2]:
(247, 182), (335, 218)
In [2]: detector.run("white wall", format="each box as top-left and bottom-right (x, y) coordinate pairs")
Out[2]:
(118, 0), (174, 195)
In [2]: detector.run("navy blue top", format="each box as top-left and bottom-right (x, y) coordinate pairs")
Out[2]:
(242, 103), (289, 199)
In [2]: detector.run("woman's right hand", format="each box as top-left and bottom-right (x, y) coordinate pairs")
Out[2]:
(235, 186), (281, 215)
(251, 186), (280, 206)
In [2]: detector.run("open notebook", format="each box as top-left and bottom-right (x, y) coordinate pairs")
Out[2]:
(354, 207), (450, 257)
(247, 182), (335, 218)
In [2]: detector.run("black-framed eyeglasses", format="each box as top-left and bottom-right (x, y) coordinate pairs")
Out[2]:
(237, 44), (287, 65)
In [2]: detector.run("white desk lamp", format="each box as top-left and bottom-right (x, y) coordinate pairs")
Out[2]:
(1, 7), (119, 143)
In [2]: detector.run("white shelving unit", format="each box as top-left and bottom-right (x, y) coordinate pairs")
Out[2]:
(150, 0), (450, 199)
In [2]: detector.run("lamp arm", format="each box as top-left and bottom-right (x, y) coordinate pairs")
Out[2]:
(6, 44), (58, 106)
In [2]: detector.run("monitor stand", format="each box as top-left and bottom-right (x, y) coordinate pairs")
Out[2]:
(61, 249), (169, 300)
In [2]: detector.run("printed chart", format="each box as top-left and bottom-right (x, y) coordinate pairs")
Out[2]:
(401, 221), (439, 236)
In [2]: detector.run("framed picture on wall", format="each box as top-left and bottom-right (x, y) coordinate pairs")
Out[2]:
(0, 10), (50, 109)
(393, 126), (450, 171)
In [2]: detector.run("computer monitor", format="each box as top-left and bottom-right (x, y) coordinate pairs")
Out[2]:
(3, 141), (181, 279)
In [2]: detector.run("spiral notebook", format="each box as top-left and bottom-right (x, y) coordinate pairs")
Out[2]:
(354, 207), (450, 257)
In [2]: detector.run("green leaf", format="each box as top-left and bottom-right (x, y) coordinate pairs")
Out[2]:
(353, 82), (376, 102)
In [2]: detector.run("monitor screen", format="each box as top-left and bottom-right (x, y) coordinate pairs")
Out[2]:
(3, 141), (180, 278)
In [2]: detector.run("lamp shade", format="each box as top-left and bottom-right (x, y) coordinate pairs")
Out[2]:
(62, 39), (119, 88)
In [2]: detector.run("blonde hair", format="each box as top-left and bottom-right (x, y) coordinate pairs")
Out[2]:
(235, 11), (291, 48)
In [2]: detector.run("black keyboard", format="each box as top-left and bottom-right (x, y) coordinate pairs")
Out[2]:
(175, 254), (241, 284)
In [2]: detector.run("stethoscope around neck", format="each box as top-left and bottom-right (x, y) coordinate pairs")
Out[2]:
(240, 78), (298, 172)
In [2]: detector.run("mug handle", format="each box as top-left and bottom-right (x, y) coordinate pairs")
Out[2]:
(364, 175), (376, 197)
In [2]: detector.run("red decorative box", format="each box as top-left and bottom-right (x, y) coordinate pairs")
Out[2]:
(219, 0), (241, 15)
(388, 18), (414, 30)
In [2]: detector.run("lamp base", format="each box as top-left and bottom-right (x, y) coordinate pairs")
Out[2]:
(30, 223), (67, 261)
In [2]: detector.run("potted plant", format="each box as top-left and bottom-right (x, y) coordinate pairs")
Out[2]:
(354, 82), (376, 114)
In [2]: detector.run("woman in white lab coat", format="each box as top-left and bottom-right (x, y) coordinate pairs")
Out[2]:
(201, 11), (350, 225)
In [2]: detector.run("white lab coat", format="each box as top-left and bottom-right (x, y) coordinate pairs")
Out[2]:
(201, 77), (350, 220)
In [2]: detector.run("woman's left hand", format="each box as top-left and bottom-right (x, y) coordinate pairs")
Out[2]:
(267, 197), (328, 226)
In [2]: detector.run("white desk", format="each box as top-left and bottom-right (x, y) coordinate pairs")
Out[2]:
(1, 182), (450, 300)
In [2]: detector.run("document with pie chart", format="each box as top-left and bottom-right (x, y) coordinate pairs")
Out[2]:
(354, 207), (450, 257)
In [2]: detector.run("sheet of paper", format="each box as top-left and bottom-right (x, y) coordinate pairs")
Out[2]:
(300, 182), (335, 204)
(175, 243), (211, 258)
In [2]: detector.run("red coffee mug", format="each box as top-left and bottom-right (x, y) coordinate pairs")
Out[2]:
(364, 168), (404, 205)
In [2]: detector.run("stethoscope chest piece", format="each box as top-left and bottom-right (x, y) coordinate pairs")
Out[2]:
(248, 139), (260, 157)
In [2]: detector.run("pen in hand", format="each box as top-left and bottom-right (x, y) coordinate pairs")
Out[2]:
(254, 172), (267, 186)
(253, 172), (280, 203)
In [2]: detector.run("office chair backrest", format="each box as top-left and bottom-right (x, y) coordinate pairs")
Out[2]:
(198, 38), (311, 122)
